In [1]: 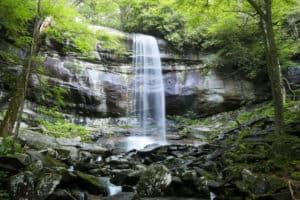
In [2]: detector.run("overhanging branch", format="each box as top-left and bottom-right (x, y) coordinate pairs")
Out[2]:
(246, 0), (265, 17)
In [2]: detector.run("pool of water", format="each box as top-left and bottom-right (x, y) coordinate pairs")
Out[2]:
(99, 135), (206, 152)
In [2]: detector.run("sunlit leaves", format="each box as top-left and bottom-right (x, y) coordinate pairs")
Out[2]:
(0, 0), (97, 53)
(0, 0), (35, 38)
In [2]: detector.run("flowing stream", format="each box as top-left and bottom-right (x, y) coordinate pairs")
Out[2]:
(133, 34), (166, 142)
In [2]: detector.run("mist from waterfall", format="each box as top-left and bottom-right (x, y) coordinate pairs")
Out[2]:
(133, 34), (166, 142)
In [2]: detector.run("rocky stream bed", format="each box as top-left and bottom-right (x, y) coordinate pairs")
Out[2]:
(1, 115), (299, 200)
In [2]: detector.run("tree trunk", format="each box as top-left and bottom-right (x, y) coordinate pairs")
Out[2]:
(0, 18), (42, 137)
(246, 0), (285, 134)
(261, 0), (285, 134)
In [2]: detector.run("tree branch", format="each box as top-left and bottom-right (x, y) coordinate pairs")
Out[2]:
(221, 9), (258, 18)
(283, 77), (296, 101)
(37, 0), (42, 17)
(246, 0), (265, 17)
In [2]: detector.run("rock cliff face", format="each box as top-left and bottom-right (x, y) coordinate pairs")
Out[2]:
(1, 26), (270, 118)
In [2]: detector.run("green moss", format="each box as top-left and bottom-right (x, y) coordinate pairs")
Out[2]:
(178, 127), (190, 138)
(201, 170), (218, 180)
(36, 106), (91, 141)
(0, 50), (21, 65)
(37, 107), (64, 120)
(266, 176), (288, 193)
(76, 171), (108, 195)
(39, 120), (90, 141)
(41, 155), (67, 168)
(223, 115), (300, 186)
(236, 103), (274, 123)
(284, 100), (300, 124)
(0, 137), (23, 156)
(96, 31), (127, 55)
(291, 172), (300, 181)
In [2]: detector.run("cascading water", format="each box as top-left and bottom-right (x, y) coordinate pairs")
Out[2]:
(133, 34), (166, 142)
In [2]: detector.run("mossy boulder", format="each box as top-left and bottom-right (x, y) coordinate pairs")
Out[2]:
(236, 169), (290, 198)
(291, 172), (300, 181)
(41, 155), (67, 168)
(76, 171), (108, 195)
(136, 164), (172, 197)
(9, 171), (35, 200)
(35, 173), (62, 200)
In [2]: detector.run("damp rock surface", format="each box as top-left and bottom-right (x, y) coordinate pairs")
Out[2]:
(136, 164), (172, 198)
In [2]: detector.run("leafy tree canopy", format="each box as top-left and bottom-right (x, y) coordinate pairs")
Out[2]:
(0, 0), (97, 53)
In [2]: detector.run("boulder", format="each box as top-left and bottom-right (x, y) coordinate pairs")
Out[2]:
(18, 130), (58, 149)
(47, 189), (78, 200)
(286, 66), (300, 86)
(44, 57), (73, 82)
(136, 164), (172, 197)
(0, 155), (27, 173)
(9, 171), (35, 200)
(110, 169), (141, 186)
(236, 169), (289, 198)
(76, 171), (109, 195)
(164, 70), (265, 116)
(19, 130), (108, 158)
(35, 173), (62, 200)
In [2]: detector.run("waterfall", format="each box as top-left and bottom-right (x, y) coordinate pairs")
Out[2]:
(133, 34), (166, 141)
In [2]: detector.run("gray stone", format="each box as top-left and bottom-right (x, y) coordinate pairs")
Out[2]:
(35, 173), (62, 200)
(19, 130), (108, 157)
(110, 169), (142, 186)
(286, 66), (300, 85)
(181, 170), (197, 181)
(44, 57), (73, 82)
(136, 164), (172, 197)
(47, 189), (77, 200)
(0, 155), (27, 173)
(9, 171), (35, 200)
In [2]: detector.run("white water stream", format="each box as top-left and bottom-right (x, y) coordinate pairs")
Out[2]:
(133, 34), (166, 142)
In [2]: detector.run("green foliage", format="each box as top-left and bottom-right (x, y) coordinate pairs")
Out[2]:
(0, 50), (21, 65)
(0, 137), (23, 156)
(236, 100), (300, 125)
(237, 103), (275, 123)
(36, 107), (64, 120)
(81, 0), (298, 79)
(96, 31), (127, 54)
(225, 130), (300, 181)
(203, 16), (266, 80)
(123, 1), (185, 48)
(39, 120), (90, 140)
(0, 0), (34, 45)
(79, 0), (203, 51)
(35, 78), (68, 110)
(291, 172), (300, 181)
(78, 0), (121, 28)
(41, 0), (97, 53)
(178, 0), (298, 79)
(283, 100), (300, 124)
(36, 106), (90, 141)
(0, 0), (97, 53)
(43, 86), (67, 109)
(171, 100), (300, 143)
(279, 5), (300, 70)
(222, 100), (300, 183)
